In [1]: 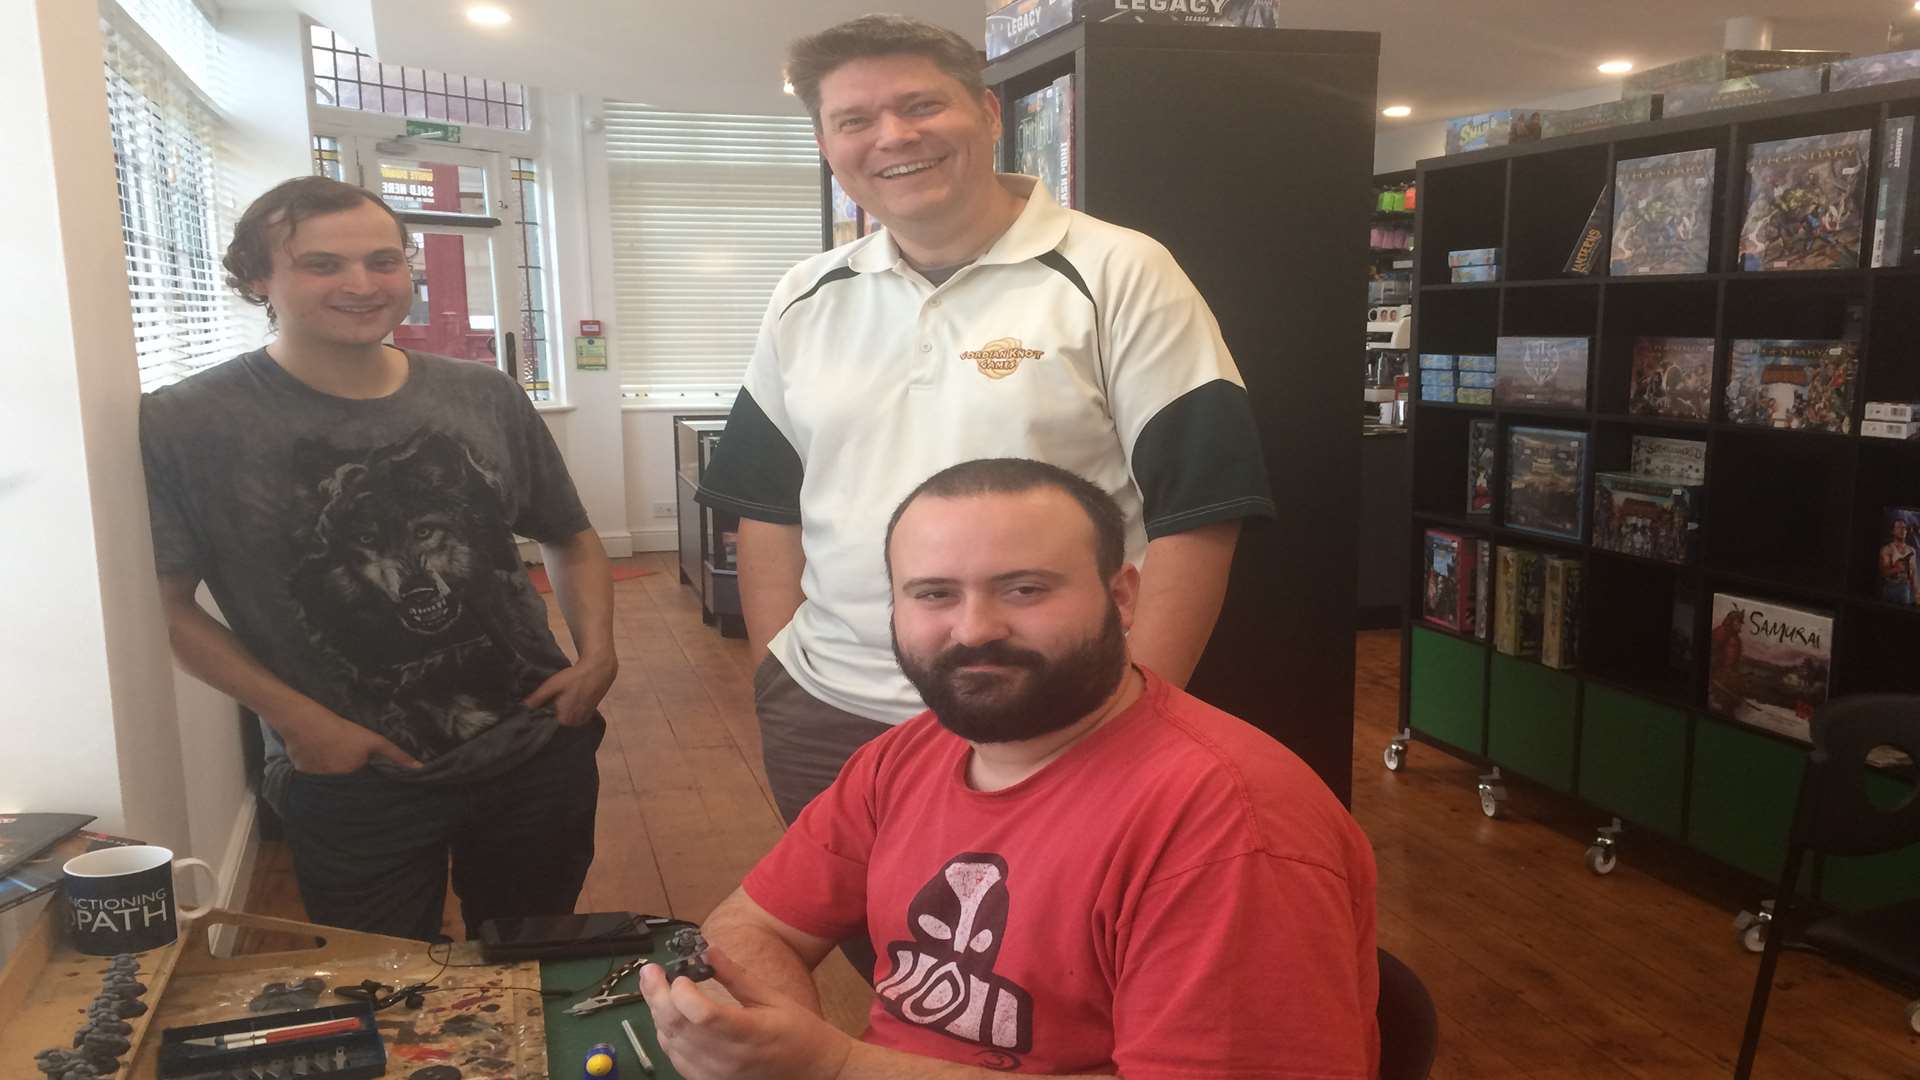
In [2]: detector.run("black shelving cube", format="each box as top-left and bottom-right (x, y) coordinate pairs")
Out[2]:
(985, 23), (1381, 803)
(1399, 77), (1920, 898)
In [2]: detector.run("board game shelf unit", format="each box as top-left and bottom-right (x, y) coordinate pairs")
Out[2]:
(975, 22), (1380, 803)
(1398, 77), (1920, 914)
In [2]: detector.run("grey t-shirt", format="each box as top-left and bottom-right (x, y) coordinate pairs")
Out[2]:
(140, 349), (592, 807)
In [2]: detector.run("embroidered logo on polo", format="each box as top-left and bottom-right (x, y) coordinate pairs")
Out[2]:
(874, 853), (1033, 1058)
(959, 339), (1044, 380)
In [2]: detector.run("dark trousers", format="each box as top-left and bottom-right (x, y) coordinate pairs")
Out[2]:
(282, 717), (603, 941)
(754, 655), (893, 982)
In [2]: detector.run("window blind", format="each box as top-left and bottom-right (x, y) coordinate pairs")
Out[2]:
(104, 23), (247, 392)
(601, 104), (822, 400)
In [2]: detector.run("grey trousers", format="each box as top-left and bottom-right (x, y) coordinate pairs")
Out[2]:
(753, 654), (893, 982)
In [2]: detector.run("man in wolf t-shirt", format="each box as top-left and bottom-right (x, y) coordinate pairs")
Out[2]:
(140, 177), (616, 940)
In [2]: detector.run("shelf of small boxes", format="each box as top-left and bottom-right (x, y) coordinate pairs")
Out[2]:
(1416, 351), (1495, 406)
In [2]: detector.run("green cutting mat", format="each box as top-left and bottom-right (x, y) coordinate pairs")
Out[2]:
(542, 946), (686, 1080)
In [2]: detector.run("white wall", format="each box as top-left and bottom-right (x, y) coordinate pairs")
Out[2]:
(0, 0), (194, 954)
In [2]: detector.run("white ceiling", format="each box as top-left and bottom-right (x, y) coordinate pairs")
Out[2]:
(253, 1), (1906, 119)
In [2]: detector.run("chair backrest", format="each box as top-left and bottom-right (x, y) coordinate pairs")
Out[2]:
(1377, 946), (1438, 1080)
(1803, 694), (1920, 858)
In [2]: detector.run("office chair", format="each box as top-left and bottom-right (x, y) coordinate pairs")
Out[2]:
(1734, 694), (1920, 1079)
(1377, 946), (1439, 1080)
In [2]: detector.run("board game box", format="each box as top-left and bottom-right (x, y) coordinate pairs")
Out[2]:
(1445, 109), (1547, 155)
(1659, 66), (1827, 118)
(1708, 592), (1833, 742)
(1467, 417), (1495, 514)
(1872, 115), (1919, 268)
(1492, 546), (1547, 658)
(1422, 528), (1477, 632)
(1495, 336), (1589, 410)
(1564, 180), (1611, 276)
(1505, 426), (1589, 541)
(1540, 554), (1583, 670)
(1738, 130), (1871, 272)
(1474, 538), (1492, 639)
(1592, 471), (1703, 564)
(1725, 338), (1858, 433)
(1877, 506), (1920, 607)
(1628, 337), (1714, 420)
(1540, 95), (1658, 139)
(986, 0), (1285, 58)
(1612, 149), (1716, 276)
(1014, 74), (1075, 209)
(1630, 434), (1707, 483)
(1827, 48), (1920, 92)
(1625, 50), (1848, 94)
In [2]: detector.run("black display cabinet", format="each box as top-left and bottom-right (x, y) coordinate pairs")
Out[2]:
(984, 23), (1382, 803)
(1396, 77), (1920, 912)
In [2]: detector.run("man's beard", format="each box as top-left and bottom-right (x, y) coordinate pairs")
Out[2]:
(893, 603), (1129, 744)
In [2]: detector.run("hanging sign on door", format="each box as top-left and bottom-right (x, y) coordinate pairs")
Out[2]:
(406, 120), (462, 143)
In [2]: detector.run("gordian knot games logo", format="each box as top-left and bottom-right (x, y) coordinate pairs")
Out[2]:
(960, 338), (1044, 380)
(875, 853), (1034, 1060)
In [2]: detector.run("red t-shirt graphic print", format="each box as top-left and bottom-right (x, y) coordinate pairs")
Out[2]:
(873, 853), (1034, 1059)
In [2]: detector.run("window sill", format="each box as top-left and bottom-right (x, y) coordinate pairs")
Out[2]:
(621, 396), (736, 414)
(533, 402), (577, 415)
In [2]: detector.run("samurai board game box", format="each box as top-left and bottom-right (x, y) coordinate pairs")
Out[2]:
(1625, 50), (1848, 95)
(1828, 48), (1920, 92)
(1630, 434), (1707, 484)
(1872, 115), (1920, 268)
(1725, 338), (1858, 433)
(986, 0), (1285, 59)
(1592, 471), (1703, 564)
(1505, 426), (1588, 541)
(1660, 65), (1827, 119)
(1738, 130), (1872, 272)
(1540, 555), (1583, 670)
(1708, 591), (1833, 743)
(1444, 109), (1547, 156)
(1014, 74), (1075, 209)
(1466, 418), (1496, 514)
(1611, 149), (1716, 276)
(1877, 506), (1920, 608)
(1629, 337), (1714, 420)
(1421, 529), (1477, 633)
(1492, 546), (1546, 658)
(1540, 95), (1659, 140)
(1495, 336), (1589, 410)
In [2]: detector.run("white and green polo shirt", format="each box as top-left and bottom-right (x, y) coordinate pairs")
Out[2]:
(697, 174), (1275, 724)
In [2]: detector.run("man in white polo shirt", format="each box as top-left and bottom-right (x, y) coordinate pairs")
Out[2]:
(697, 15), (1275, 872)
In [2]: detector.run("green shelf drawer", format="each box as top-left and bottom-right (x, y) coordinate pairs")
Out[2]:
(1819, 771), (1920, 912)
(1409, 627), (1486, 753)
(1487, 653), (1578, 792)
(1577, 684), (1688, 838)
(1688, 718), (1806, 883)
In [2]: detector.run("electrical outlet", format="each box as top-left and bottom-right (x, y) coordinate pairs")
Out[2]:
(652, 501), (678, 518)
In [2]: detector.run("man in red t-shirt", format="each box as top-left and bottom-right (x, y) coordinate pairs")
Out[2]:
(640, 459), (1379, 1079)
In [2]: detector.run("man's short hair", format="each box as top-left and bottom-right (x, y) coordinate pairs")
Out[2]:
(222, 176), (411, 309)
(885, 459), (1128, 582)
(785, 14), (987, 128)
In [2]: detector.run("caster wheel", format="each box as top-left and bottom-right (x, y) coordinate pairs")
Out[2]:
(1738, 921), (1767, 954)
(1905, 999), (1920, 1035)
(1383, 743), (1404, 772)
(1585, 844), (1618, 876)
(1478, 786), (1500, 819)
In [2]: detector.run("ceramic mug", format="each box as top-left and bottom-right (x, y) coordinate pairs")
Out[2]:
(62, 845), (216, 955)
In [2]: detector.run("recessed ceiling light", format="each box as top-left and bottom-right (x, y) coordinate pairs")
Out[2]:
(782, 80), (795, 95)
(1598, 59), (1635, 75)
(466, 5), (511, 26)
(1381, 105), (1412, 119)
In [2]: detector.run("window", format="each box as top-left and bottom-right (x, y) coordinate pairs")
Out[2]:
(511, 157), (552, 401)
(311, 134), (343, 180)
(602, 104), (821, 400)
(104, 18), (245, 392)
(310, 25), (529, 131)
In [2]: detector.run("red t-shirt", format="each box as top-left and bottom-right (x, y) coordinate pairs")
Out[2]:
(743, 669), (1380, 1078)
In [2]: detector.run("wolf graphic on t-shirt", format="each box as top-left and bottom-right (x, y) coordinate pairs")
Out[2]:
(286, 429), (544, 760)
(875, 853), (1033, 1060)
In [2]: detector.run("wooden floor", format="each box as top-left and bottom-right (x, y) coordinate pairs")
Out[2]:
(244, 552), (1920, 1077)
